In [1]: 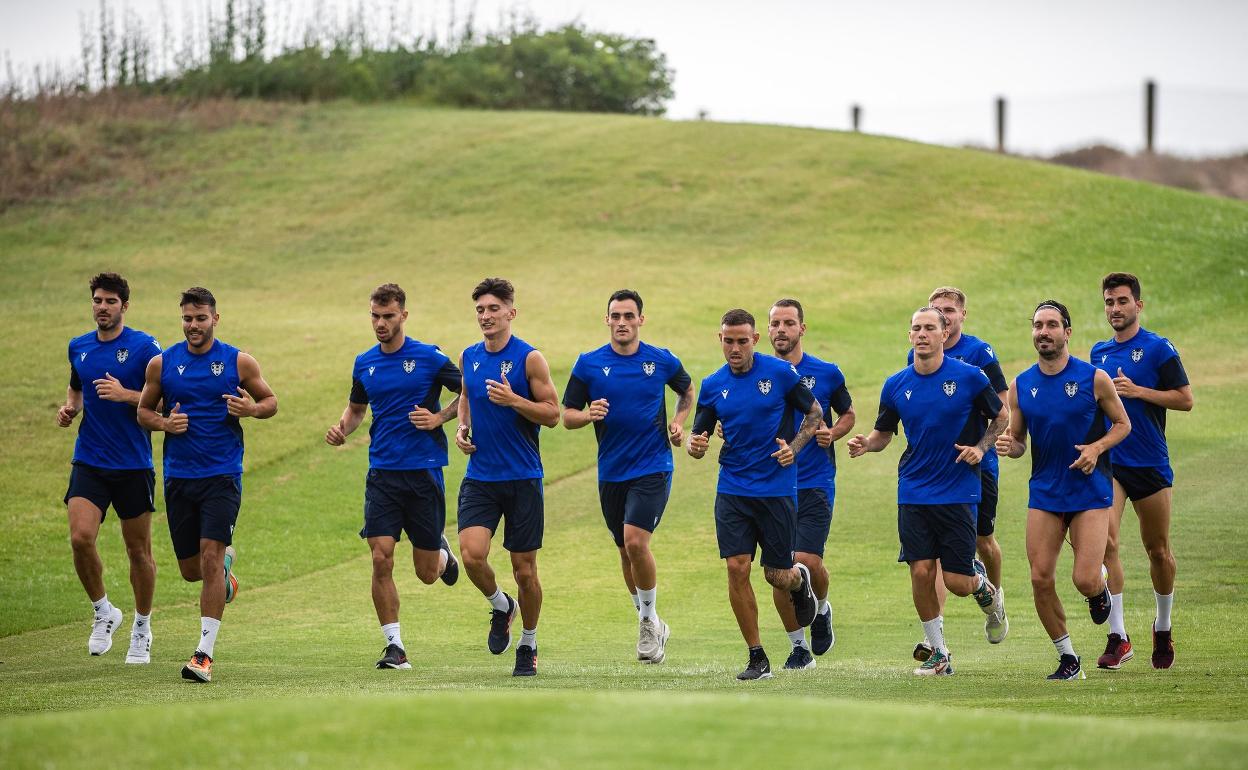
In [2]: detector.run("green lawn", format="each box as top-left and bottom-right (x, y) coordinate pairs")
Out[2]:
(1, 103), (1246, 768)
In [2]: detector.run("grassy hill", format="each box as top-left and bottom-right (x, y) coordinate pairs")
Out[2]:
(1, 103), (1246, 768)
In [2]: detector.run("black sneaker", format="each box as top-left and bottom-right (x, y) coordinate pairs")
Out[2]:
(1047, 654), (1085, 680)
(737, 647), (773, 680)
(488, 594), (518, 654)
(439, 535), (459, 586)
(1086, 586), (1112, 625)
(376, 643), (411, 670)
(783, 645), (815, 670)
(811, 606), (835, 655)
(513, 644), (537, 676)
(790, 563), (817, 628)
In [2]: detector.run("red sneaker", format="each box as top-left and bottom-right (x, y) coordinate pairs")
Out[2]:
(1097, 633), (1133, 669)
(1152, 624), (1175, 669)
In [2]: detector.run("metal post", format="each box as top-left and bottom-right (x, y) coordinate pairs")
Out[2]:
(851, 104), (861, 132)
(1145, 79), (1156, 153)
(996, 96), (1006, 153)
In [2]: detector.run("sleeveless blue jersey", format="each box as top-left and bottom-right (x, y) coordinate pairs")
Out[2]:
(68, 326), (162, 470)
(1090, 327), (1188, 470)
(462, 335), (543, 482)
(909, 332), (1006, 476)
(792, 353), (852, 492)
(160, 339), (244, 479)
(1017, 357), (1112, 513)
(563, 341), (691, 482)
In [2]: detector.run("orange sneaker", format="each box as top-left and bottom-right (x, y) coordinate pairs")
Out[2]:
(181, 650), (213, 682)
(1097, 633), (1133, 669)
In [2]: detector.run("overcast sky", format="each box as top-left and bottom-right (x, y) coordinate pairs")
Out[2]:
(5, 0), (1247, 155)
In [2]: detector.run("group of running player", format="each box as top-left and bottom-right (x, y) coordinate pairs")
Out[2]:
(60, 271), (1190, 683)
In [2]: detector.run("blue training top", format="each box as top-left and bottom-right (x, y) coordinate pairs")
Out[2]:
(350, 337), (462, 471)
(462, 335), (544, 482)
(1090, 327), (1188, 471)
(563, 341), (692, 483)
(68, 326), (162, 470)
(1017, 357), (1112, 513)
(909, 332), (1007, 477)
(875, 357), (1002, 505)
(160, 339), (244, 479)
(793, 353), (853, 492)
(692, 353), (817, 498)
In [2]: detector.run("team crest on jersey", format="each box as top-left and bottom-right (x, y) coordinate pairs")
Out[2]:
(115, 348), (129, 364)
(1030, 387), (1038, 398)
(403, 359), (416, 374)
(942, 380), (957, 397)
(1131, 348), (1144, 363)
(800, 376), (817, 390)
(177, 365), (186, 375)
(1064, 381), (1078, 397)
(904, 389), (913, 400)
(500, 360), (514, 377)
(368, 366), (376, 376)
(602, 366), (611, 376)
(643, 362), (656, 376)
(210, 361), (225, 376)
(757, 379), (772, 395)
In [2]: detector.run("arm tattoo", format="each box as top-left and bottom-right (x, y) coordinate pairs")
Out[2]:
(977, 414), (1008, 454)
(790, 404), (822, 453)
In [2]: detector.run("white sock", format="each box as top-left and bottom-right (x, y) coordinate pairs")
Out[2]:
(381, 622), (403, 650)
(638, 587), (657, 621)
(92, 595), (114, 618)
(1109, 593), (1126, 637)
(630, 592), (640, 612)
(133, 612), (151, 635)
(818, 599), (831, 616)
(787, 628), (809, 650)
(487, 589), (510, 612)
(921, 616), (947, 654)
(1053, 634), (1076, 658)
(520, 628), (537, 649)
(438, 548), (448, 575)
(1155, 591), (1174, 632)
(199, 617), (221, 658)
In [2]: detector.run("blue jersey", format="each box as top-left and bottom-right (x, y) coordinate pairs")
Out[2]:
(1090, 327), (1188, 470)
(67, 327), (161, 470)
(1017, 357), (1112, 513)
(562, 342), (692, 483)
(350, 338), (461, 471)
(792, 353), (852, 492)
(909, 332), (1007, 476)
(160, 339), (244, 479)
(462, 336), (544, 482)
(692, 353), (817, 498)
(875, 357), (1002, 505)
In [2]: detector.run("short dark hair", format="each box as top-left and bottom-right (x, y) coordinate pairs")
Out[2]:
(90, 272), (130, 303)
(180, 286), (216, 309)
(771, 298), (804, 323)
(607, 289), (643, 314)
(1102, 272), (1141, 300)
(473, 277), (515, 304)
(914, 306), (948, 330)
(1034, 299), (1072, 329)
(721, 308), (756, 329)
(370, 283), (406, 309)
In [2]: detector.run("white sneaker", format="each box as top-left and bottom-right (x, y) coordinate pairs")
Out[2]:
(637, 618), (670, 664)
(985, 586), (1009, 644)
(125, 631), (152, 664)
(88, 606), (123, 655)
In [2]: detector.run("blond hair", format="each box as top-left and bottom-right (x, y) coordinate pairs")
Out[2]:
(927, 286), (967, 308)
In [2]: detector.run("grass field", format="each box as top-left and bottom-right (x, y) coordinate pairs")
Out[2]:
(1, 103), (1247, 768)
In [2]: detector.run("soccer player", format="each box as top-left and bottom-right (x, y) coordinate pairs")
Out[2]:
(847, 307), (1007, 676)
(562, 289), (694, 664)
(138, 287), (277, 682)
(1092, 272), (1193, 670)
(996, 301), (1131, 679)
(908, 287), (1011, 661)
(688, 308), (822, 681)
(766, 299), (855, 668)
(324, 284), (462, 670)
(58, 272), (161, 663)
(454, 278), (560, 677)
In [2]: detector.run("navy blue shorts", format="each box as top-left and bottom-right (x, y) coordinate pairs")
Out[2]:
(795, 487), (834, 556)
(457, 477), (544, 553)
(64, 462), (155, 520)
(164, 475), (242, 560)
(897, 503), (977, 576)
(1113, 464), (1173, 502)
(598, 472), (671, 547)
(361, 468), (446, 550)
(714, 493), (796, 569)
(977, 470), (999, 537)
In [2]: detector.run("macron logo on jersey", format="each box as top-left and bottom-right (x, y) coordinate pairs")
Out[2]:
(1101, 355), (1108, 363)
(368, 366), (375, 376)
(1030, 387), (1038, 398)
(721, 389), (729, 399)
(984, 346), (994, 357)
(80, 352), (87, 362)
(472, 361), (480, 372)
(905, 390), (912, 400)
(177, 365), (186, 375)
(602, 366), (611, 376)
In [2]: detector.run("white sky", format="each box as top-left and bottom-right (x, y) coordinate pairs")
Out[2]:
(4, 0), (1247, 155)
